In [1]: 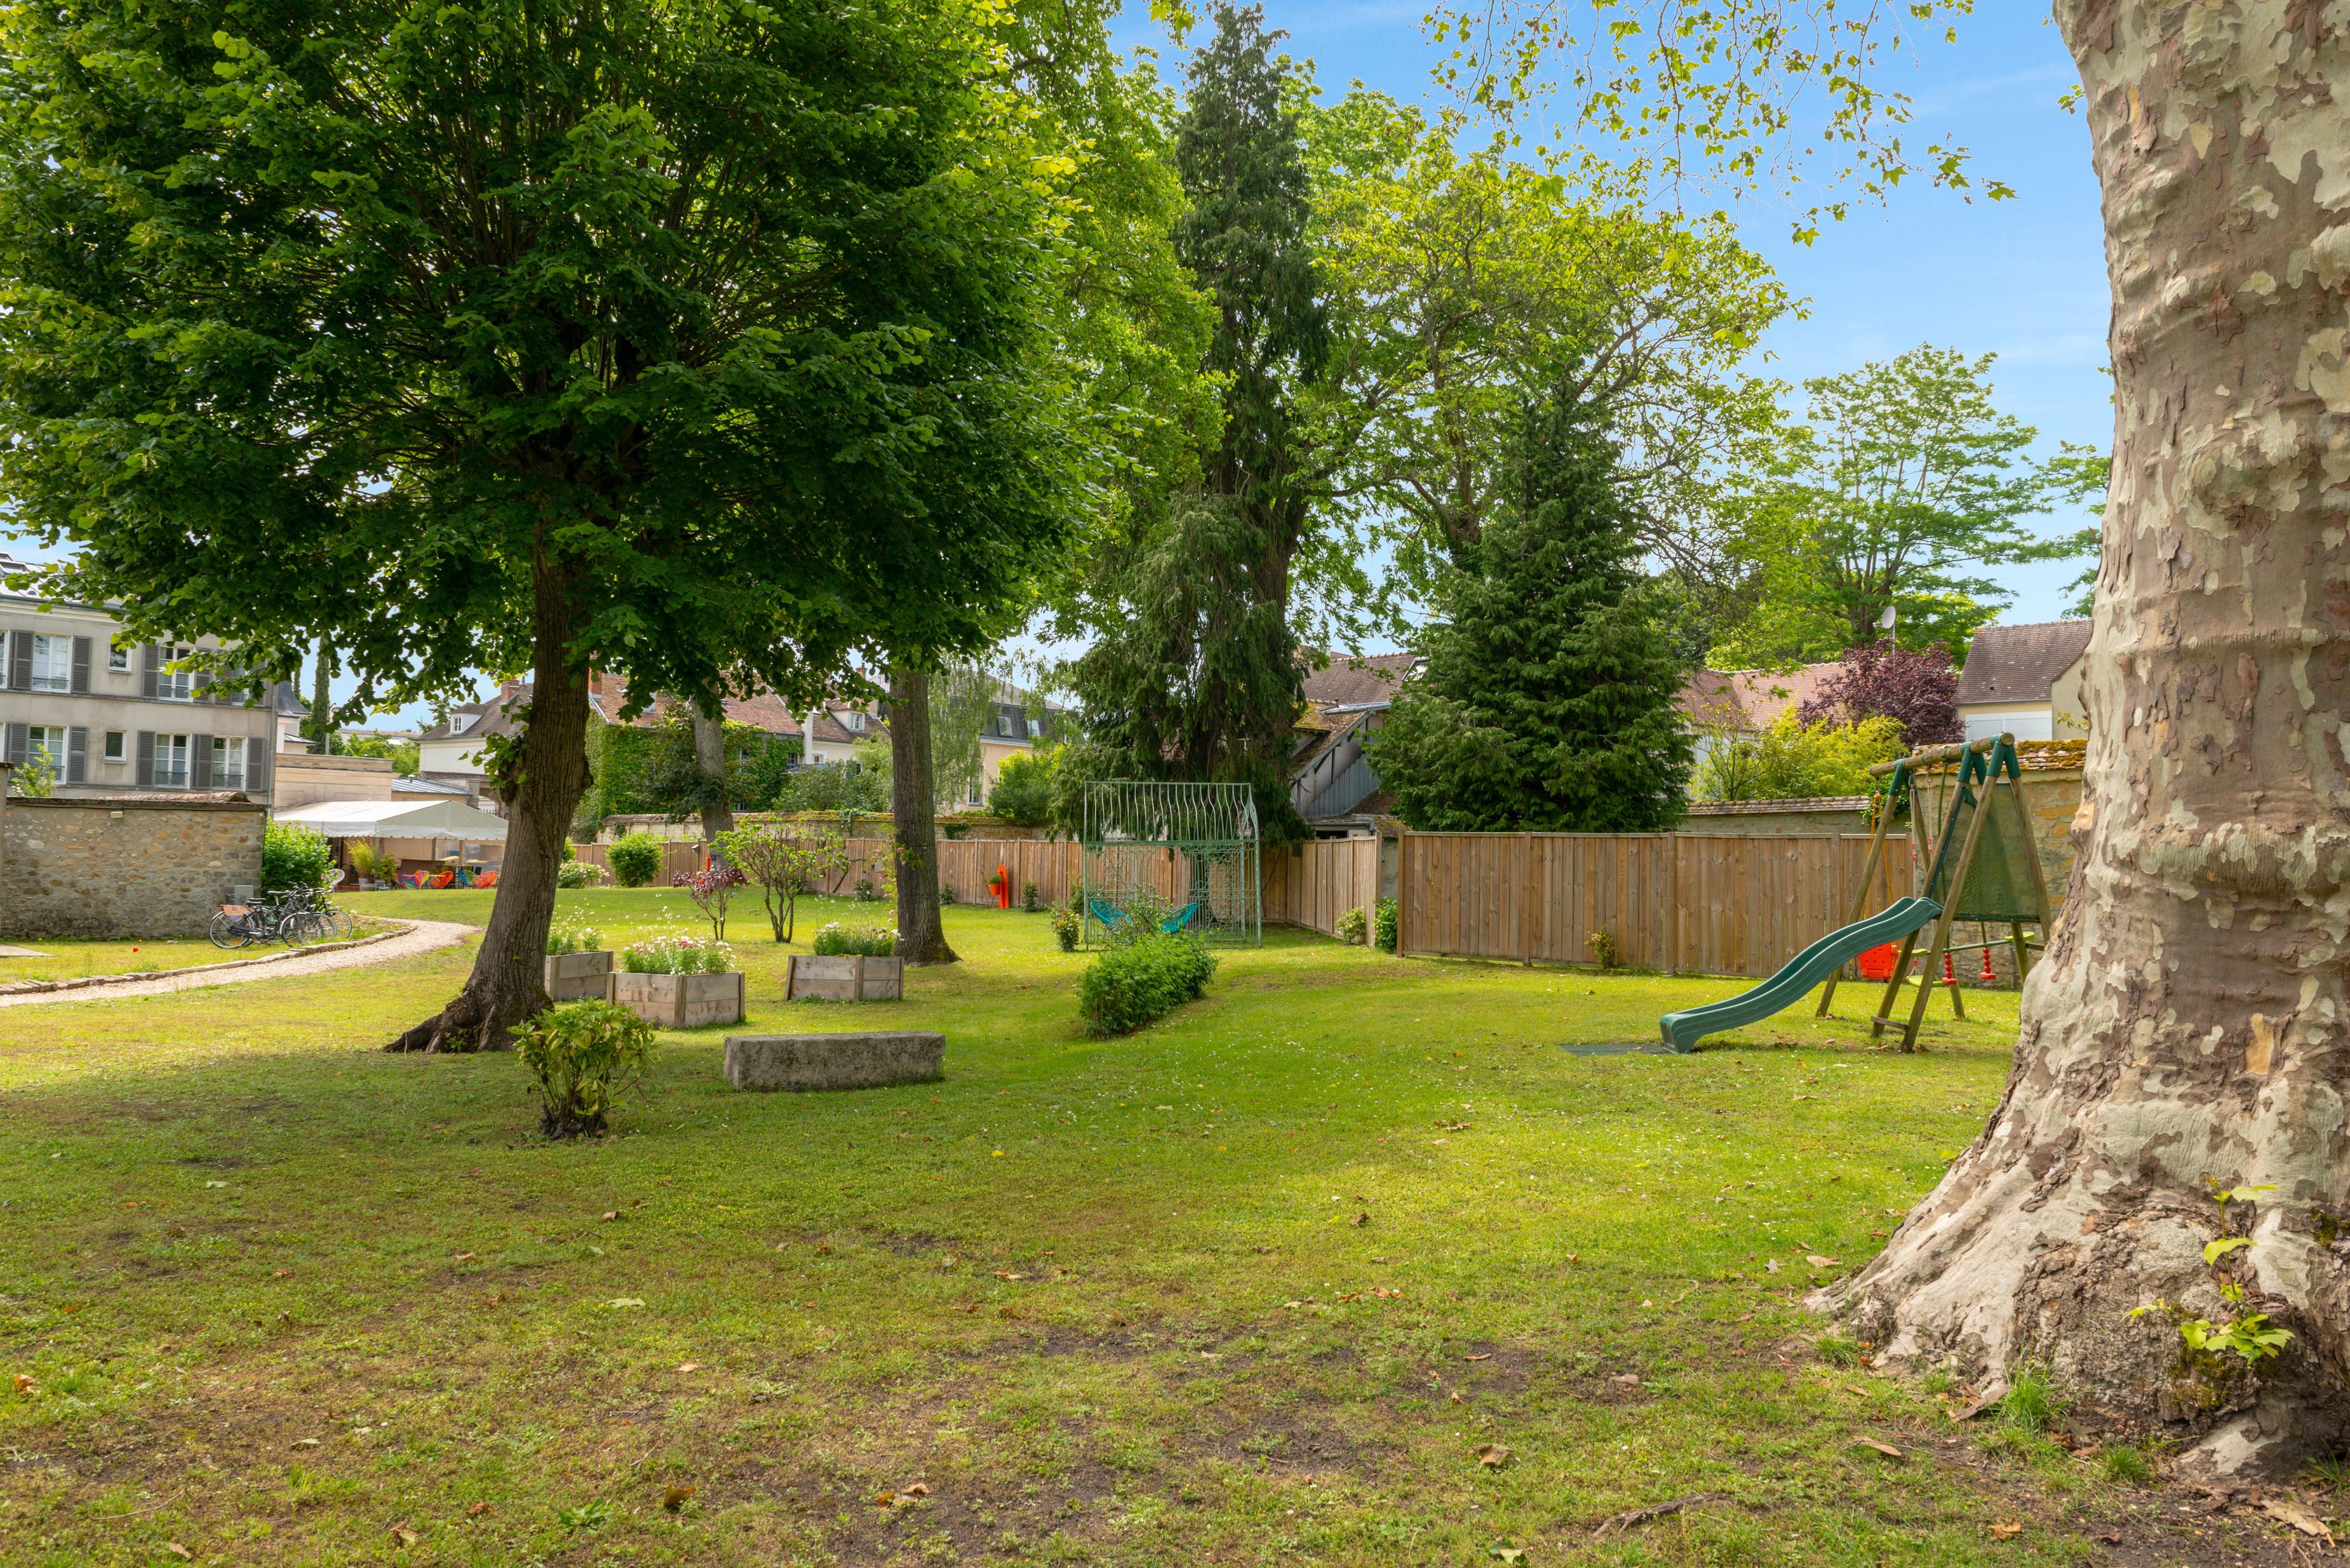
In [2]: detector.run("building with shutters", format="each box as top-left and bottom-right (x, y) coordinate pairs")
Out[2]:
(0, 554), (288, 801)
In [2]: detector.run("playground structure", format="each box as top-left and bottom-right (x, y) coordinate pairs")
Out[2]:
(1080, 780), (1262, 948)
(1659, 733), (2051, 1052)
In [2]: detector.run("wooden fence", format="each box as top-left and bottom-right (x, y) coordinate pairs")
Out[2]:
(1263, 836), (1381, 937)
(1396, 831), (1914, 977)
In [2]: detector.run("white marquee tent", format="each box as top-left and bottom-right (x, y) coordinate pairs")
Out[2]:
(274, 798), (509, 843)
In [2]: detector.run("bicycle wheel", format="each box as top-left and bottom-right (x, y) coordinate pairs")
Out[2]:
(208, 909), (252, 949)
(285, 911), (331, 947)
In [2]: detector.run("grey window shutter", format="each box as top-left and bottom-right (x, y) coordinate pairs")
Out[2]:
(193, 666), (212, 705)
(245, 737), (270, 800)
(70, 636), (90, 693)
(135, 730), (154, 787)
(66, 726), (87, 784)
(2, 721), (24, 765)
(140, 643), (159, 698)
(192, 732), (213, 789)
(6, 629), (29, 691)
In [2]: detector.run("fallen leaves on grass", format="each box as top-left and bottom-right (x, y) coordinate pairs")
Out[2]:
(675, 1362), (702, 1374)
(1764, 1259), (1780, 1273)
(1987, 1519), (2021, 1539)
(605, 1298), (645, 1310)
(1350, 1212), (1370, 1226)
(662, 1484), (697, 1512)
(391, 1524), (419, 1547)
(904, 1482), (930, 1498)
(466, 1503), (490, 1518)
(1493, 1550), (1524, 1563)
(1475, 1444), (1510, 1468)
(1851, 1439), (1903, 1460)
(163, 1545), (192, 1560)
(1463, 1353), (1492, 1362)
(1805, 1254), (1840, 1268)
(10, 1372), (30, 1393)
(1593, 1493), (1724, 1537)
(1611, 1374), (1640, 1388)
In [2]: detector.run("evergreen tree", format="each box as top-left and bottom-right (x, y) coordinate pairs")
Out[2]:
(1066, 4), (1327, 840)
(1371, 375), (1692, 831)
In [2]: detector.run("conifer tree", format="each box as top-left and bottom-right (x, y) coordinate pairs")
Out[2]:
(1371, 374), (1691, 831)
(1066, 4), (1326, 840)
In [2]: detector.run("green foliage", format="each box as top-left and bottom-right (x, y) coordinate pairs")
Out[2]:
(1077, 927), (1218, 1036)
(1709, 348), (2099, 666)
(1813, 1335), (1861, 1369)
(260, 822), (335, 894)
(7, 744), (55, 798)
(812, 923), (897, 958)
(1372, 375), (1691, 831)
(1690, 713), (1907, 803)
(335, 736), (420, 776)
(1374, 897), (1398, 953)
(1587, 928), (1624, 972)
(988, 749), (1059, 828)
(787, 762), (890, 817)
(515, 1002), (654, 1139)
(606, 836), (664, 889)
(715, 824), (848, 942)
(619, 935), (732, 974)
(556, 860), (605, 890)
(545, 920), (606, 956)
(1335, 906), (1367, 944)
(1051, 906), (1082, 952)
(2101, 1445), (2157, 1486)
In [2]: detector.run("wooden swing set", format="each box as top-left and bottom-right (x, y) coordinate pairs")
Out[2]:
(1815, 732), (2054, 1051)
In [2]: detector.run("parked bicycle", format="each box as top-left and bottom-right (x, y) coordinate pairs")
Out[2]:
(208, 891), (334, 949)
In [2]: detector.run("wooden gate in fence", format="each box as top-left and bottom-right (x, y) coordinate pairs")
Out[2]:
(1262, 836), (1381, 938)
(1395, 831), (1914, 977)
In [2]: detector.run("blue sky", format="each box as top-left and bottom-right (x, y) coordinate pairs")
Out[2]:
(6, 6), (2112, 723)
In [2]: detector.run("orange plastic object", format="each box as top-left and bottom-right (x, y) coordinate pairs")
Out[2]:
(1856, 943), (1896, 981)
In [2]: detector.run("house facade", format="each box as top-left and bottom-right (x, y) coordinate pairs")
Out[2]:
(1289, 652), (1417, 834)
(0, 554), (290, 800)
(1954, 621), (2091, 742)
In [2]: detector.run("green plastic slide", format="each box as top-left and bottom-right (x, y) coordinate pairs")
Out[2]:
(1656, 896), (1943, 1053)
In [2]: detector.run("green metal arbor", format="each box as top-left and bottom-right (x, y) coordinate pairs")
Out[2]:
(1078, 781), (1262, 948)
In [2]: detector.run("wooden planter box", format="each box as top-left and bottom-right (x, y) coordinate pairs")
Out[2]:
(543, 950), (614, 1002)
(785, 954), (904, 1002)
(605, 970), (746, 1028)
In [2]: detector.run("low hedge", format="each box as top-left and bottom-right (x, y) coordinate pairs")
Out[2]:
(1077, 931), (1217, 1036)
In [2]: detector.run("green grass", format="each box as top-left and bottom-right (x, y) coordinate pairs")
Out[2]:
(1, 890), (2168, 1563)
(0, 936), (264, 986)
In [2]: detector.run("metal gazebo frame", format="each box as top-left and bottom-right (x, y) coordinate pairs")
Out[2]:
(1079, 780), (1262, 948)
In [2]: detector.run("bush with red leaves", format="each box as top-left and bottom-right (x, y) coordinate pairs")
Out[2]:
(1798, 643), (1962, 746)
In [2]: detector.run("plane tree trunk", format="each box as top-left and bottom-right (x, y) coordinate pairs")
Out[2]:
(889, 664), (956, 965)
(387, 560), (593, 1052)
(694, 706), (734, 841)
(1827, 0), (2350, 1477)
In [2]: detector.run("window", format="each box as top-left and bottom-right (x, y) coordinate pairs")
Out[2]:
(840, 710), (866, 733)
(211, 735), (246, 789)
(103, 730), (124, 762)
(157, 645), (195, 702)
(29, 635), (72, 693)
(107, 643), (129, 671)
(155, 733), (191, 787)
(25, 725), (66, 773)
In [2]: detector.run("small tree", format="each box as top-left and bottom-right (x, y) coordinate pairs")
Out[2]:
(673, 864), (743, 942)
(1690, 713), (1906, 803)
(988, 750), (1058, 828)
(607, 836), (663, 889)
(1798, 643), (1961, 747)
(260, 822), (335, 893)
(1372, 371), (1691, 831)
(516, 1001), (654, 1139)
(716, 825), (849, 943)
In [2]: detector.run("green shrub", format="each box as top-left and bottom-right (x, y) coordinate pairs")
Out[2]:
(1021, 880), (1040, 913)
(1051, 906), (1080, 953)
(516, 1000), (653, 1137)
(556, 859), (605, 888)
(988, 749), (1056, 828)
(1335, 906), (1367, 944)
(1077, 930), (1217, 1036)
(812, 922), (896, 957)
(1374, 897), (1399, 953)
(607, 834), (662, 887)
(260, 821), (335, 892)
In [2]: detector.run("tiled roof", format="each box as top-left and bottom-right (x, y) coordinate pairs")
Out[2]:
(1301, 652), (1415, 707)
(1954, 622), (2092, 706)
(1677, 664), (1843, 732)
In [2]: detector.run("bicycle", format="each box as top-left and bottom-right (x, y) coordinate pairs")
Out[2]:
(207, 892), (332, 949)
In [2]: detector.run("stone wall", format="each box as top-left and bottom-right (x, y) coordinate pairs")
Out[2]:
(1682, 796), (1871, 836)
(0, 793), (265, 939)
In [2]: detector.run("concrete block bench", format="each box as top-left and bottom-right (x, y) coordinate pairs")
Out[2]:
(723, 1031), (944, 1092)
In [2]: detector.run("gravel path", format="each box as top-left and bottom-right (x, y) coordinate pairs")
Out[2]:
(0, 918), (477, 1008)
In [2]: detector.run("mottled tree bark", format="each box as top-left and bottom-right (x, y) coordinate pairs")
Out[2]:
(693, 705), (734, 841)
(889, 664), (957, 965)
(386, 562), (593, 1052)
(1827, 1), (2350, 1476)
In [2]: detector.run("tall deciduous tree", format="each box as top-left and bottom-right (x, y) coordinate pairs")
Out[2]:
(0, 0), (1084, 1050)
(1370, 374), (1690, 831)
(1067, 4), (1328, 840)
(1458, 0), (2350, 1474)
(1709, 347), (2092, 667)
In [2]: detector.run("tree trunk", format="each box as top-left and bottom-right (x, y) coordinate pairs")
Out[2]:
(1827, 1), (2350, 1477)
(889, 664), (957, 965)
(387, 563), (593, 1052)
(694, 704), (734, 841)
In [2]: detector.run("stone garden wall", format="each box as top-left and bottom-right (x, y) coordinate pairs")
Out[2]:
(0, 793), (264, 939)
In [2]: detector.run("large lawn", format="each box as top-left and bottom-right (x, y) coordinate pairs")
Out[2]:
(0, 891), (2278, 1564)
